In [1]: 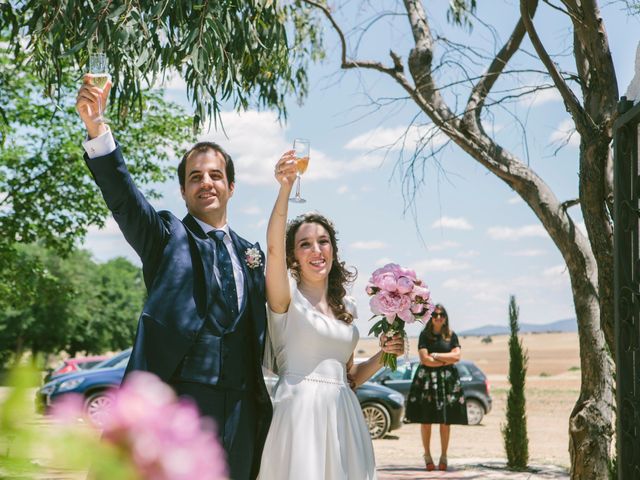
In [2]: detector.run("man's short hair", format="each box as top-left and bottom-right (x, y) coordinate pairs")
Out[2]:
(178, 142), (235, 189)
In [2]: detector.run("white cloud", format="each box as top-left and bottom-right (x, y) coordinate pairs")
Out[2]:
(344, 124), (448, 153)
(543, 264), (568, 277)
(160, 72), (188, 91)
(508, 249), (547, 257)
(442, 276), (507, 303)
(241, 206), (262, 215)
(518, 88), (562, 108)
(431, 216), (473, 230)
(507, 196), (523, 205)
(458, 250), (479, 258)
(198, 110), (377, 186)
(83, 218), (139, 265)
(251, 218), (268, 229)
(428, 240), (461, 251)
(375, 257), (394, 267)
(487, 224), (547, 240)
(549, 118), (580, 148)
(350, 241), (388, 250)
(412, 258), (471, 273)
(87, 217), (121, 236)
(337, 185), (349, 194)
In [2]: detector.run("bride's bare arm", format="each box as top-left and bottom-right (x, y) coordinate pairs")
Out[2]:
(347, 334), (405, 387)
(266, 151), (297, 313)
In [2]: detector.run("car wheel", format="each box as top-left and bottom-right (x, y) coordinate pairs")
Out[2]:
(466, 398), (485, 425)
(362, 403), (391, 439)
(84, 391), (114, 427)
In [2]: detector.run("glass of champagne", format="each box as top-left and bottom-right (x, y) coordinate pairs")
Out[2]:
(88, 53), (110, 122)
(289, 138), (310, 203)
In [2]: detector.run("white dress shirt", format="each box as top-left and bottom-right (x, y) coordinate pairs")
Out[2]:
(83, 130), (245, 310)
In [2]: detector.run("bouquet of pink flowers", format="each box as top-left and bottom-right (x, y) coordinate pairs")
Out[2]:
(52, 372), (228, 480)
(367, 263), (435, 371)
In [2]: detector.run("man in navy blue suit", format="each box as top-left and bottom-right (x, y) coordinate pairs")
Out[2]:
(76, 76), (272, 480)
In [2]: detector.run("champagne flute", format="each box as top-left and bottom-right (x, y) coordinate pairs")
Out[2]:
(88, 53), (110, 122)
(289, 138), (310, 203)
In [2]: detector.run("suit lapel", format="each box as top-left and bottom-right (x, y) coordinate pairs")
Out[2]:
(183, 214), (220, 313)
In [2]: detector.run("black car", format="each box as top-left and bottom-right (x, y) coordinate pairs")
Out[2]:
(264, 370), (404, 439)
(369, 358), (492, 425)
(356, 381), (405, 439)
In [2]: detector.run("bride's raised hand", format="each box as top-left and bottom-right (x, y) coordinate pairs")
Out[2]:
(274, 150), (298, 188)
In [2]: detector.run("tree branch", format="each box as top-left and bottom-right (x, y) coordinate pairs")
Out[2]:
(301, 0), (400, 76)
(464, 0), (538, 130)
(519, 0), (595, 133)
(561, 198), (580, 210)
(301, 0), (444, 134)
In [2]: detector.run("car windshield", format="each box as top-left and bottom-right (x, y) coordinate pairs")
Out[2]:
(93, 349), (131, 369)
(81, 360), (105, 369)
(111, 356), (131, 369)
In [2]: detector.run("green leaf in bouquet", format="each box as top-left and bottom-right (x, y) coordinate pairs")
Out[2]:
(367, 317), (389, 337)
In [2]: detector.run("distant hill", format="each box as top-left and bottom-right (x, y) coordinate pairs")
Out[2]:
(458, 318), (577, 337)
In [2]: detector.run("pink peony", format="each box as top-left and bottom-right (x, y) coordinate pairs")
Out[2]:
(370, 290), (414, 322)
(367, 262), (435, 323)
(396, 276), (414, 294)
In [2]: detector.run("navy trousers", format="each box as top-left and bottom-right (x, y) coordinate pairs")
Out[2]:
(171, 382), (258, 480)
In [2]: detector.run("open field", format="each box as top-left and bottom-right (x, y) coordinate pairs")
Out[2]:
(363, 332), (580, 470)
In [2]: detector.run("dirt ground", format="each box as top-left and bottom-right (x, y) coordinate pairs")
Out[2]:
(361, 332), (580, 470)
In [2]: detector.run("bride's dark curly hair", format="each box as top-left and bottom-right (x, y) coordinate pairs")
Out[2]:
(285, 212), (357, 324)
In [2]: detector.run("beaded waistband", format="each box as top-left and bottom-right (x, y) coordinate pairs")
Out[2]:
(282, 372), (346, 386)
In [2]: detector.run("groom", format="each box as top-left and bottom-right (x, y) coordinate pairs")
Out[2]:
(76, 76), (272, 480)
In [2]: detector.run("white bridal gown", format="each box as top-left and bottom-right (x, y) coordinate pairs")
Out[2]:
(258, 282), (376, 480)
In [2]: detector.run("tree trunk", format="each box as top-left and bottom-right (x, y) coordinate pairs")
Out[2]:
(566, 259), (614, 479)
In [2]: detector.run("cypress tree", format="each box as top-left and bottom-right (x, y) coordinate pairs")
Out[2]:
(502, 295), (529, 469)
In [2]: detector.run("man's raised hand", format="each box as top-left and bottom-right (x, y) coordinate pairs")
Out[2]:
(75, 74), (112, 139)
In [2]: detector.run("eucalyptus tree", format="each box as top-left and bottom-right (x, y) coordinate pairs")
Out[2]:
(0, 0), (322, 131)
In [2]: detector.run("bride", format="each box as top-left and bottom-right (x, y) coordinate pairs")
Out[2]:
(257, 151), (405, 480)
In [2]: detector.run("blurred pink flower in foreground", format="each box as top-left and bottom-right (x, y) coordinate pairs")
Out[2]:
(52, 372), (227, 480)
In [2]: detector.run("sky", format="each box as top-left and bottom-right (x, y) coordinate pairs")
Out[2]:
(81, 1), (640, 337)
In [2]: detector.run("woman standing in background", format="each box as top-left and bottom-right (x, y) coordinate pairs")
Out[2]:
(405, 304), (467, 471)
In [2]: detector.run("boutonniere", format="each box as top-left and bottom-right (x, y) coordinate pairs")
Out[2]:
(244, 247), (263, 269)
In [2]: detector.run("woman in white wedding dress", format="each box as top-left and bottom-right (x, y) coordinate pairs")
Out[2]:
(257, 151), (404, 480)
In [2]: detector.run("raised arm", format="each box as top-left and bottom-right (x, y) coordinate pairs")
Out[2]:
(76, 75), (169, 266)
(265, 151), (297, 313)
